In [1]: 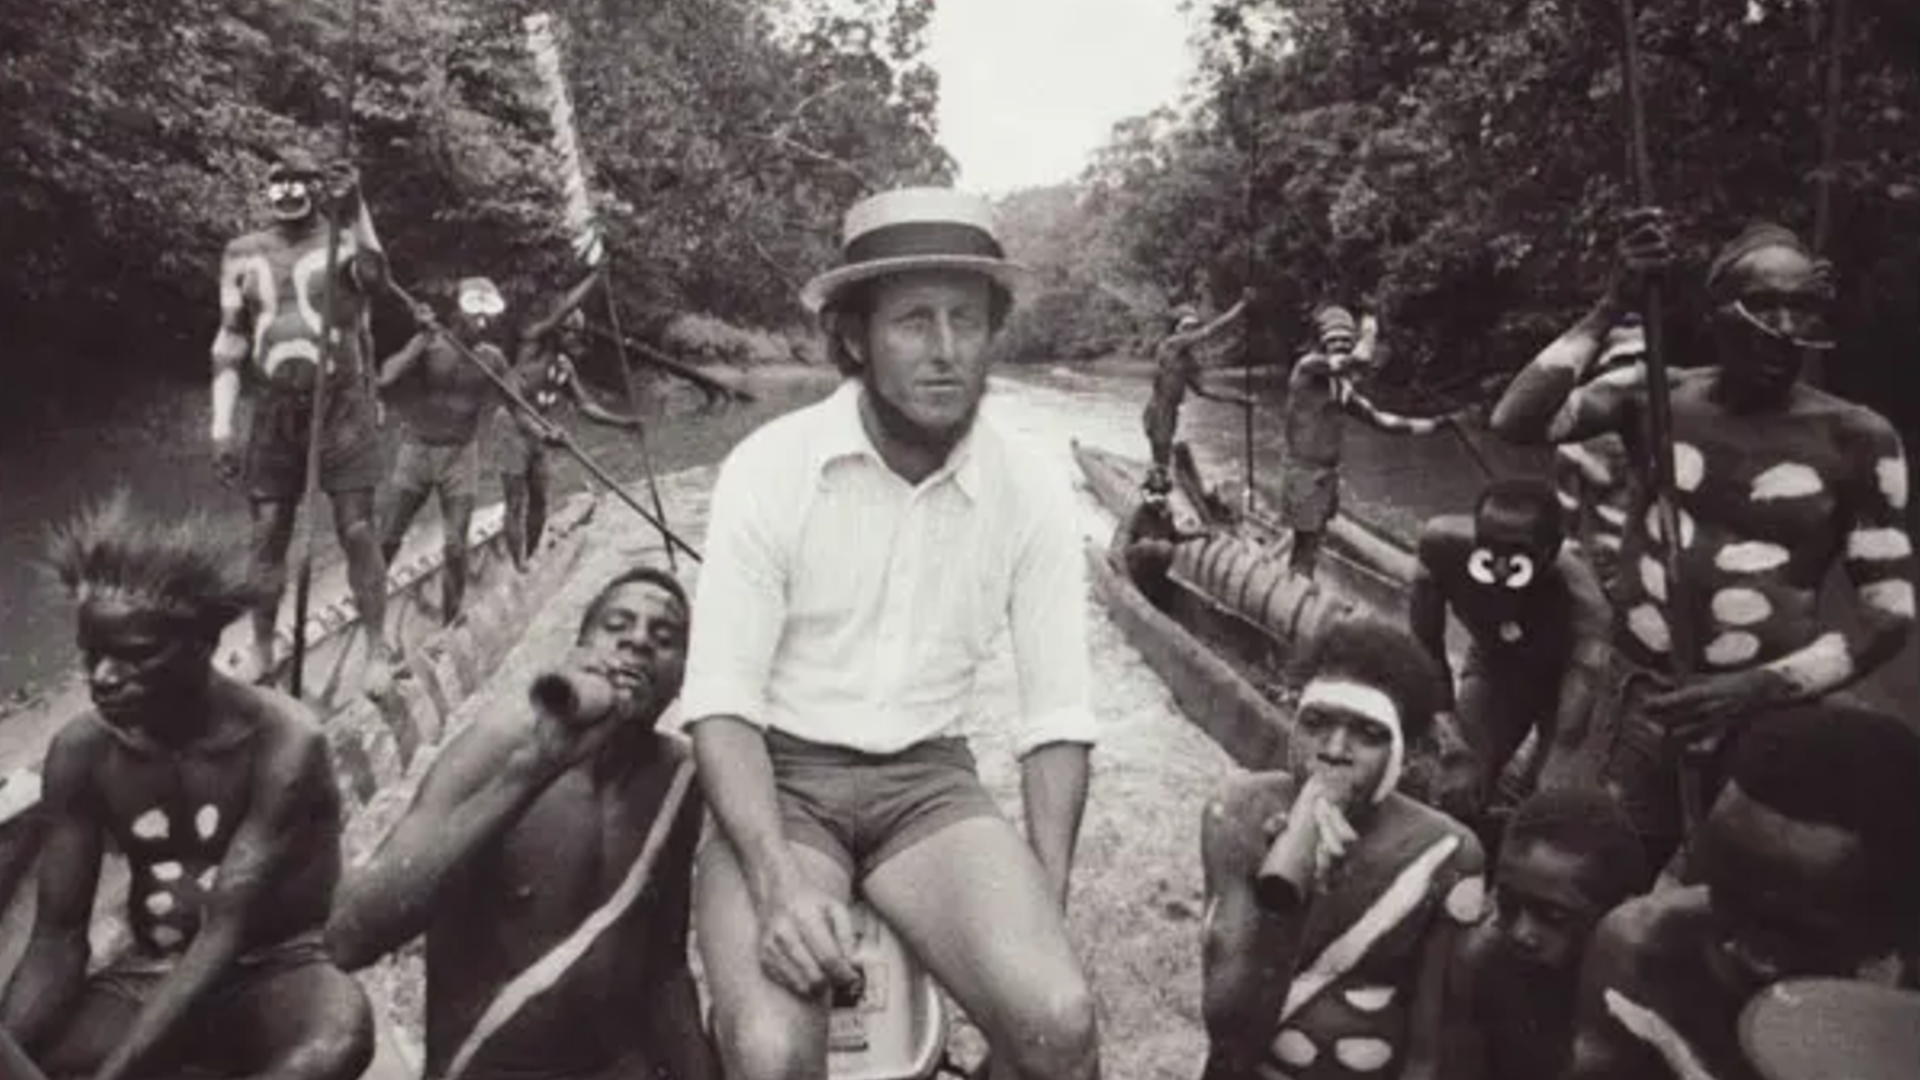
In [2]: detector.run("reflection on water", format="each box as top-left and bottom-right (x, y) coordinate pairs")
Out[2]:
(0, 368), (843, 697)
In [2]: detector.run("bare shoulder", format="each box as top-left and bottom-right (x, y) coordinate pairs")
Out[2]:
(1592, 885), (1703, 962)
(212, 676), (328, 765)
(1398, 794), (1487, 874)
(45, 714), (111, 784)
(1417, 515), (1474, 564)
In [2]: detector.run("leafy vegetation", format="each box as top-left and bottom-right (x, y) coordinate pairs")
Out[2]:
(997, 0), (1920, 431)
(0, 0), (948, 411)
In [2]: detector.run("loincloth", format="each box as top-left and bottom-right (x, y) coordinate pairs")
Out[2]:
(89, 929), (333, 1008)
(392, 435), (481, 500)
(245, 380), (386, 500)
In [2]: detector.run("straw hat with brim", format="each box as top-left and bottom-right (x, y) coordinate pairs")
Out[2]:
(1739, 978), (1920, 1080)
(800, 187), (1031, 315)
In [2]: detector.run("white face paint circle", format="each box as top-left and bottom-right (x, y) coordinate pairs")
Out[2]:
(195, 805), (220, 840)
(1499, 621), (1523, 643)
(1468, 548), (1497, 585)
(132, 809), (169, 841)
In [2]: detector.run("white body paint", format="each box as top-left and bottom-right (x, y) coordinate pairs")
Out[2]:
(1344, 987), (1396, 1012)
(1639, 557), (1667, 603)
(1298, 678), (1404, 803)
(1861, 580), (1916, 619)
(1334, 1038), (1395, 1072)
(132, 809), (169, 841)
(1560, 443), (1615, 487)
(1710, 588), (1772, 627)
(1773, 631), (1853, 694)
(152, 860), (183, 882)
(1715, 541), (1790, 574)
(1672, 443), (1704, 492)
(1704, 632), (1761, 667)
(1876, 456), (1909, 511)
(1846, 528), (1911, 563)
(1749, 462), (1825, 501)
(196, 805), (221, 840)
(1628, 604), (1672, 653)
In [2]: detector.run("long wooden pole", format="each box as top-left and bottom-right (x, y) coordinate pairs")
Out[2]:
(289, 0), (364, 699)
(1806, 0), (1850, 390)
(1237, 57), (1259, 514)
(600, 282), (680, 573)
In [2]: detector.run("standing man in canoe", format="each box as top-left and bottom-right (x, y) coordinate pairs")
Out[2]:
(490, 269), (643, 571)
(376, 277), (517, 625)
(1142, 290), (1257, 489)
(1490, 213), (1915, 875)
(207, 150), (404, 695)
(2, 495), (373, 1080)
(683, 187), (1102, 1080)
(328, 566), (713, 1080)
(1279, 306), (1456, 579)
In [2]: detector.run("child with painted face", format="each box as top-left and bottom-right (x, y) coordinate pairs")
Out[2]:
(1563, 700), (1920, 1080)
(1442, 787), (1648, 1080)
(1408, 479), (1611, 821)
(1201, 619), (1487, 1080)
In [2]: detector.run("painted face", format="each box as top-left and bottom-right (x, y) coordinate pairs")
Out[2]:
(1695, 785), (1882, 986)
(456, 281), (507, 334)
(265, 175), (315, 222)
(1712, 246), (1833, 403)
(576, 581), (687, 726)
(1492, 839), (1615, 973)
(77, 597), (210, 732)
(1293, 677), (1402, 810)
(1469, 500), (1560, 607)
(853, 271), (995, 446)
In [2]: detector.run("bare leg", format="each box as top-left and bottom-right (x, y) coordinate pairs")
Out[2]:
(1, 1027), (49, 1080)
(524, 454), (551, 560)
(436, 488), (476, 626)
(501, 474), (531, 572)
(202, 961), (375, 1080)
(863, 818), (1100, 1080)
(378, 484), (431, 569)
(247, 499), (300, 683)
(329, 488), (398, 697)
(695, 838), (850, 1080)
(1288, 529), (1322, 578)
(30, 981), (151, 1080)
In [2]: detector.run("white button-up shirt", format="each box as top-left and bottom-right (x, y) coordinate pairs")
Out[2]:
(680, 381), (1098, 756)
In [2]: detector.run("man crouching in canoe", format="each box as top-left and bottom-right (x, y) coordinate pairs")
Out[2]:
(1201, 618), (1486, 1080)
(327, 566), (713, 1080)
(2, 494), (374, 1080)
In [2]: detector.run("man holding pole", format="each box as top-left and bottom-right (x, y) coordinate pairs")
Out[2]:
(1490, 213), (1914, 878)
(208, 151), (405, 696)
(1142, 291), (1256, 489)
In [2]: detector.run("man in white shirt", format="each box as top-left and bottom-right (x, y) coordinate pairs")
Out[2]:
(682, 188), (1102, 1080)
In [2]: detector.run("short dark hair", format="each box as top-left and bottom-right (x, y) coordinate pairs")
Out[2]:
(1506, 786), (1649, 902)
(1298, 617), (1443, 745)
(1727, 700), (1920, 930)
(577, 566), (688, 641)
(821, 275), (1015, 376)
(1474, 478), (1564, 551)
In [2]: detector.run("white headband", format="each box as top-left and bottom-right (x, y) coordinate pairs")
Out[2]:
(1297, 677), (1405, 803)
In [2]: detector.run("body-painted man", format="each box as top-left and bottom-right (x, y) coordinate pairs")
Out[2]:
(1490, 214), (1915, 875)
(1551, 320), (1649, 607)
(377, 277), (516, 624)
(1120, 469), (1212, 608)
(1443, 787), (1648, 1080)
(1280, 308), (1456, 579)
(208, 152), (403, 694)
(1563, 700), (1920, 1080)
(490, 269), (642, 570)
(328, 568), (714, 1080)
(1143, 290), (1257, 485)
(1408, 479), (1612, 820)
(1201, 619), (1486, 1080)
(0, 496), (372, 1080)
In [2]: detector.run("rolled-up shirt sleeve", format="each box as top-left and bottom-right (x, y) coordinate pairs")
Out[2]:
(1008, 481), (1099, 756)
(680, 443), (787, 729)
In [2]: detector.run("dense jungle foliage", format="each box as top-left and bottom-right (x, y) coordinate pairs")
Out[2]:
(0, 0), (949, 410)
(996, 0), (1920, 430)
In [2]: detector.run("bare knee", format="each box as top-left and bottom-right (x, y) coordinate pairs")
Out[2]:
(999, 976), (1099, 1080)
(258, 994), (373, 1080)
(712, 1002), (827, 1080)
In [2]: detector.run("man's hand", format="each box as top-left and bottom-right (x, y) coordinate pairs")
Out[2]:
(1641, 669), (1784, 740)
(537, 420), (567, 448)
(756, 864), (861, 1000)
(1259, 773), (1355, 895)
(1615, 206), (1676, 294)
(212, 433), (243, 488)
(525, 648), (627, 774)
(320, 162), (362, 216)
(411, 302), (440, 332)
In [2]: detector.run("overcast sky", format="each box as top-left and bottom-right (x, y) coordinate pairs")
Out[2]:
(925, 0), (1203, 194)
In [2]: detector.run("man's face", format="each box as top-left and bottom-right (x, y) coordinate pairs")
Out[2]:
(1713, 245), (1832, 404)
(1469, 499), (1560, 617)
(266, 174), (316, 223)
(1492, 839), (1614, 973)
(852, 271), (996, 444)
(1696, 784), (1882, 986)
(1293, 677), (1398, 811)
(457, 284), (506, 337)
(576, 581), (688, 726)
(78, 597), (210, 733)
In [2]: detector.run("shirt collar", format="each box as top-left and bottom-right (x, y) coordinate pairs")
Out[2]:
(815, 380), (985, 499)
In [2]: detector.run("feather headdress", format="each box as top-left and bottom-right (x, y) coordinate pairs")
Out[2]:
(44, 490), (264, 635)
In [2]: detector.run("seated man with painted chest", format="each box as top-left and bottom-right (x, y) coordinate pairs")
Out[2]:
(1563, 699), (1920, 1080)
(1, 496), (372, 1080)
(1201, 619), (1486, 1080)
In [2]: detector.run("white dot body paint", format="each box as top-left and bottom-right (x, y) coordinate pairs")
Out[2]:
(1628, 605), (1672, 653)
(1444, 877), (1487, 924)
(1644, 506), (1696, 549)
(151, 925), (186, 949)
(1750, 462), (1825, 501)
(1877, 457), (1908, 511)
(146, 891), (175, 916)
(196, 805), (220, 840)
(151, 861), (184, 882)
(1334, 1037), (1396, 1072)
(1716, 541), (1791, 574)
(1711, 588), (1772, 627)
(132, 809), (169, 841)
(1778, 632), (1853, 694)
(1846, 528), (1912, 563)
(1597, 504), (1628, 527)
(1345, 987), (1397, 1013)
(1561, 443), (1615, 487)
(1274, 1030), (1318, 1067)
(1639, 557), (1667, 602)
(1672, 443), (1704, 492)
(1705, 632), (1762, 667)
(197, 868), (218, 891)
(1557, 490), (1581, 513)
(1861, 580), (1917, 619)
(1499, 621), (1522, 643)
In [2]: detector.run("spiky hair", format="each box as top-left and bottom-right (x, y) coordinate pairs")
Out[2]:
(44, 490), (264, 640)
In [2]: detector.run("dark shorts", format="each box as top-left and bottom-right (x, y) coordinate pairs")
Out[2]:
(392, 436), (480, 500)
(246, 381), (385, 501)
(1278, 462), (1339, 530)
(89, 930), (333, 1008)
(764, 728), (1002, 880)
